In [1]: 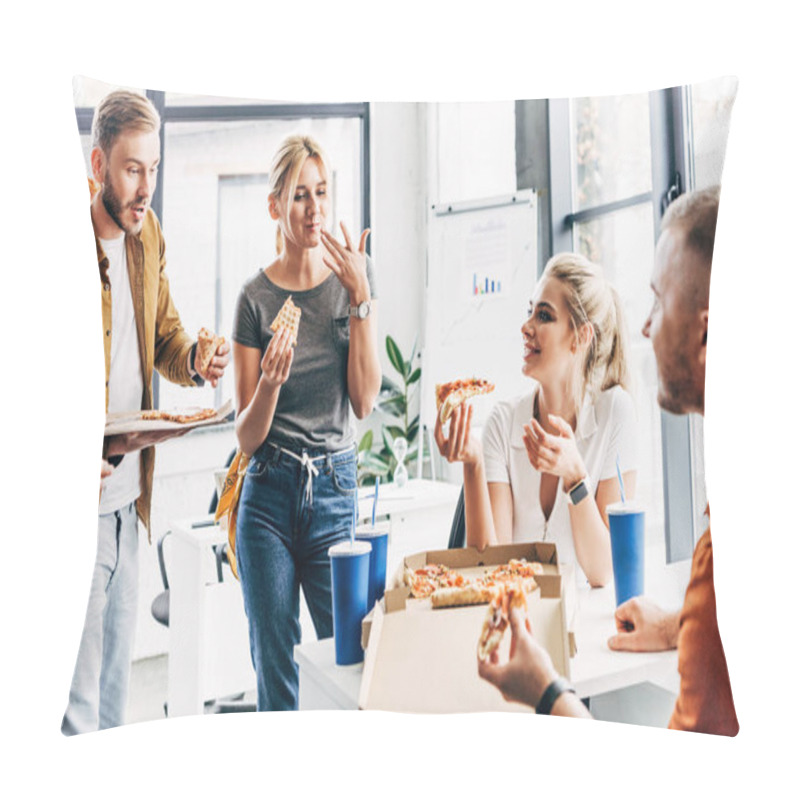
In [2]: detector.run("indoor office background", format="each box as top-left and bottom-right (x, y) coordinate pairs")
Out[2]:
(73, 75), (736, 723)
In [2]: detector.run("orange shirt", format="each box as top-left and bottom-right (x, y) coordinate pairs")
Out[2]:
(669, 516), (739, 736)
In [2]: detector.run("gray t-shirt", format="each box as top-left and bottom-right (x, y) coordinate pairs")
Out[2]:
(233, 259), (378, 451)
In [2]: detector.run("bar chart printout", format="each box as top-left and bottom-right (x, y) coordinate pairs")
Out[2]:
(465, 218), (510, 299)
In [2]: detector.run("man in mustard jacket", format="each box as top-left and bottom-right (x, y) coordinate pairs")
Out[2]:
(62, 90), (230, 735)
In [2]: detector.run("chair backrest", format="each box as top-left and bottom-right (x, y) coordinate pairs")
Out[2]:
(447, 486), (466, 549)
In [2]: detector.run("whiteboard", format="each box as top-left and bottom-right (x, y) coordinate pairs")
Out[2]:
(420, 190), (539, 433)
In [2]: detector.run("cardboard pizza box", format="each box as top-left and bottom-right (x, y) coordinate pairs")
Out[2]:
(357, 542), (571, 713)
(362, 541), (578, 656)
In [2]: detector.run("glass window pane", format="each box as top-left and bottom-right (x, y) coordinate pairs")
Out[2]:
(571, 93), (652, 211)
(575, 203), (664, 543)
(157, 116), (363, 412)
(689, 76), (739, 190)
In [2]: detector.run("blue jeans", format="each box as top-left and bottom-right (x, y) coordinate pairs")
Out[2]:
(62, 503), (139, 735)
(236, 439), (357, 711)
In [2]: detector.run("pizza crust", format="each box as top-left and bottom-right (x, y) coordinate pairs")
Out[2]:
(270, 295), (302, 346)
(430, 583), (496, 609)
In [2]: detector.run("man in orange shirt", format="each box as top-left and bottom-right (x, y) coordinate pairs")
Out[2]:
(479, 186), (738, 735)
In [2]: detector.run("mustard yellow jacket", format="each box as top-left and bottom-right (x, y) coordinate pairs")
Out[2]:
(98, 207), (196, 536)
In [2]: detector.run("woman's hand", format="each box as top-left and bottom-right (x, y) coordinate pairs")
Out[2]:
(522, 414), (586, 489)
(260, 326), (294, 390)
(434, 403), (482, 466)
(320, 222), (371, 301)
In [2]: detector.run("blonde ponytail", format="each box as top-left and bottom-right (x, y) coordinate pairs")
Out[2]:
(541, 253), (631, 411)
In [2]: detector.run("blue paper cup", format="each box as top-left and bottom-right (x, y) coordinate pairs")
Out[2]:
(355, 524), (390, 611)
(328, 540), (372, 666)
(607, 502), (645, 607)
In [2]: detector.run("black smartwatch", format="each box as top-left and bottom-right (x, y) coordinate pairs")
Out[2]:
(536, 676), (576, 715)
(566, 476), (590, 506)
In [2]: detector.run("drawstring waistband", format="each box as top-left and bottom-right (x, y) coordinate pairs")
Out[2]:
(267, 442), (355, 505)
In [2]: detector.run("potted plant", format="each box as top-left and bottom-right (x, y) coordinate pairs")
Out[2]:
(357, 335), (428, 485)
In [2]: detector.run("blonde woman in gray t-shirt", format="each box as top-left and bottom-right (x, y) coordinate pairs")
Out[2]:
(232, 135), (381, 711)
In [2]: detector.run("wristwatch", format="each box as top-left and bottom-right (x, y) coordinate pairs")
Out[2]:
(536, 676), (576, 715)
(349, 300), (371, 320)
(565, 475), (591, 506)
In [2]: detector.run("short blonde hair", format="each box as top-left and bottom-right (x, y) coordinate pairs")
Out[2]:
(91, 90), (160, 154)
(542, 252), (630, 409)
(661, 186), (719, 309)
(268, 135), (330, 253)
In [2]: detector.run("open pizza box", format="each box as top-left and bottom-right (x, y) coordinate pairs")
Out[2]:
(357, 542), (573, 713)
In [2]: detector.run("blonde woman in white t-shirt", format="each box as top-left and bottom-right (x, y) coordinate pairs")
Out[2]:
(435, 253), (637, 587)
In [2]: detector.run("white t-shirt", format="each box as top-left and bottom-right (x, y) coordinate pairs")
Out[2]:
(482, 384), (637, 583)
(98, 235), (144, 515)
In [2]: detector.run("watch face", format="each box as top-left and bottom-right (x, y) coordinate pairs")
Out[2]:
(357, 301), (369, 319)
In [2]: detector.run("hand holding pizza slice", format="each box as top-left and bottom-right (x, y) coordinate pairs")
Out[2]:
(477, 581), (528, 662)
(435, 377), (495, 425)
(195, 327), (230, 387)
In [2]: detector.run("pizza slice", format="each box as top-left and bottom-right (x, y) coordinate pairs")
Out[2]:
(141, 408), (218, 424)
(477, 581), (528, 662)
(435, 378), (495, 425)
(196, 327), (224, 375)
(269, 295), (302, 346)
(430, 580), (496, 609)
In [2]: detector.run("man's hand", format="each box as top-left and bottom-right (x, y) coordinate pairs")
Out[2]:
(100, 459), (114, 487)
(477, 606), (559, 709)
(607, 596), (680, 652)
(195, 339), (231, 388)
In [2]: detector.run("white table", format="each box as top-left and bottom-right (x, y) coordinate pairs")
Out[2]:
(166, 479), (461, 717)
(294, 548), (690, 721)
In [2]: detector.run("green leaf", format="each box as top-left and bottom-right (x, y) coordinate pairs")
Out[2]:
(385, 425), (406, 441)
(407, 420), (420, 444)
(386, 335), (404, 377)
(407, 367), (421, 386)
(358, 429), (374, 453)
(360, 451), (392, 472)
(378, 396), (407, 417)
(382, 427), (395, 455)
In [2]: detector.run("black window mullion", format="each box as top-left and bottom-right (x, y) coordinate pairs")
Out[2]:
(650, 85), (696, 563)
(547, 97), (574, 263)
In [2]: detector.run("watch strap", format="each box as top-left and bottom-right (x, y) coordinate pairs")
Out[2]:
(536, 676), (576, 715)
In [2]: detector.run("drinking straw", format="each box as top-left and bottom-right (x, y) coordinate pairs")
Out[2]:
(352, 486), (357, 545)
(616, 453), (626, 505)
(371, 476), (380, 526)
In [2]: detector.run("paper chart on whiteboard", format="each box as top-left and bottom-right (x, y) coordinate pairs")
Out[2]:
(420, 191), (538, 432)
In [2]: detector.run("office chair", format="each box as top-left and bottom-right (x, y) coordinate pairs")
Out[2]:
(447, 487), (466, 549)
(151, 448), (255, 714)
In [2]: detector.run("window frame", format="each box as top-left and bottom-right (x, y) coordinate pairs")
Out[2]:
(75, 91), (371, 408)
(545, 87), (698, 563)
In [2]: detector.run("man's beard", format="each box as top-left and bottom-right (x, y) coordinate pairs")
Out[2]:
(101, 172), (144, 235)
(657, 352), (702, 415)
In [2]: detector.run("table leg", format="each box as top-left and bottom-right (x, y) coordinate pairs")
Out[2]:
(167, 536), (206, 717)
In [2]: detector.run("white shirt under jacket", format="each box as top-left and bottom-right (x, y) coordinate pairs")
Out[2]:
(481, 384), (637, 585)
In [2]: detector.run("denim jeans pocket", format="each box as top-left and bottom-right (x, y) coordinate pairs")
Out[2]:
(328, 455), (357, 497)
(246, 455), (271, 481)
